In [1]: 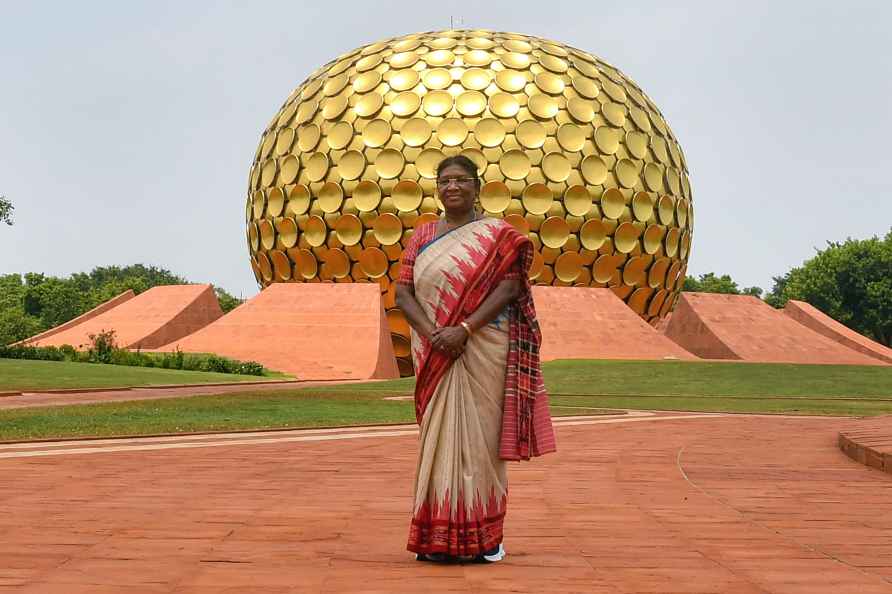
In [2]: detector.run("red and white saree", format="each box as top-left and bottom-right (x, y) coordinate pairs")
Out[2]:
(398, 218), (556, 557)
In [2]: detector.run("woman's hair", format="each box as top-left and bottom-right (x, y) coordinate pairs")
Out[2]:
(436, 155), (480, 187)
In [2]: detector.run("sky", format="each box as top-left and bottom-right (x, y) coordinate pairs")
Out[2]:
(1, 0), (890, 299)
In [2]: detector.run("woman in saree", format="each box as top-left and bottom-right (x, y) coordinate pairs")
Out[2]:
(396, 155), (556, 563)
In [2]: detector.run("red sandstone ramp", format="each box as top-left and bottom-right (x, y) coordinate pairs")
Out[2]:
(25, 285), (223, 350)
(663, 292), (883, 365)
(157, 283), (399, 380)
(13, 289), (135, 346)
(532, 286), (697, 361)
(784, 300), (892, 364)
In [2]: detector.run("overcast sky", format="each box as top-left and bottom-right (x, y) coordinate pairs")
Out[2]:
(1, 1), (889, 298)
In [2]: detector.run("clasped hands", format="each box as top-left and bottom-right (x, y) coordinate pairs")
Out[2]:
(429, 325), (470, 359)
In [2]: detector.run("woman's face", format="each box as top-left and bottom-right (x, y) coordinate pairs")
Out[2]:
(437, 164), (478, 215)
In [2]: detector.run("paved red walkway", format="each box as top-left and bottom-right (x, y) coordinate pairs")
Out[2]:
(1, 413), (891, 593)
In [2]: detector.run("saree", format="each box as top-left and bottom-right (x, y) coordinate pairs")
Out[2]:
(400, 218), (556, 556)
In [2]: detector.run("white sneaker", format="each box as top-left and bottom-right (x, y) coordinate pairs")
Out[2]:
(479, 543), (505, 563)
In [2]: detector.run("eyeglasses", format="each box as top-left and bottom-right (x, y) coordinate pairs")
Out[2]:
(436, 177), (477, 188)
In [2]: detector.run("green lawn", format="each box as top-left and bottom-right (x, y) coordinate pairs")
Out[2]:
(0, 359), (890, 441)
(0, 359), (289, 392)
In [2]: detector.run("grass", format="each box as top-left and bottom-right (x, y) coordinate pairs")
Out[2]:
(0, 359), (889, 441)
(0, 359), (290, 392)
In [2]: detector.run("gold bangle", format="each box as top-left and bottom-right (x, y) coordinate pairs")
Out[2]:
(460, 321), (473, 337)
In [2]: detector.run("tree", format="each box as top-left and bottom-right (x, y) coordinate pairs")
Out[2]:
(765, 229), (891, 346)
(0, 196), (12, 226)
(683, 273), (762, 297)
(214, 286), (243, 313)
(0, 308), (43, 346)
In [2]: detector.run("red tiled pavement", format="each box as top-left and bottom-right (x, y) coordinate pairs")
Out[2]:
(1, 414), (891, 593)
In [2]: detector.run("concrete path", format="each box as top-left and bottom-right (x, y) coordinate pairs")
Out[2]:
(1, 413), (891, 593)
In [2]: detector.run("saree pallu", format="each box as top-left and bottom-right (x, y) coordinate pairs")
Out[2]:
(403, 218), (556, 556)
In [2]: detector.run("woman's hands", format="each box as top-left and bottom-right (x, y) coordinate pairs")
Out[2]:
(430, 326), (469, 359)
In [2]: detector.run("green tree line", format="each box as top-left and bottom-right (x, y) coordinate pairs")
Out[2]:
(0, 265), (243, 345)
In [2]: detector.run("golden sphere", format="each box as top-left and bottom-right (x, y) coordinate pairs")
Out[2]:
(246, 30), (694, 374)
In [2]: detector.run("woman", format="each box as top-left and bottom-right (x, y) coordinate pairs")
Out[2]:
(396, 155), (556, 564)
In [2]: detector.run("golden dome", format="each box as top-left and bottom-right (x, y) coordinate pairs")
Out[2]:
(246, 29), (694, 374)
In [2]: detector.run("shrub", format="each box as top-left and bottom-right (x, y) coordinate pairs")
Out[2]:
(86, 329), (117, 364)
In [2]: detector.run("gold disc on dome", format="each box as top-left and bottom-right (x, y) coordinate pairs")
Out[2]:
(522, 183), (553, 215)
(475, 118), (506, 148)
(534, 71), (565, 95)
(567, 98), (596, 123)
(664, 227), (680, 257)
(542, 152), (571, 182)
(424, 49), (454, 67)
(571, 76), (599, 99)
(393, 37), (422, 51)
(632, 191), (654, 222)
(389, 68), (420, 92)
(437, 118), (469, 146)
(464, 49), (493, 67)
(479, 181), (511, 213)
(647, 289), (668, 316)
(248, 222), (259, 251)
(593, 254), (617, 283)
(579, 218), (607, 250)
(288, 184), (311, 215)
(323, 74), (349, 97)
(387, 309), (411, 337)
(279, 155), (299, 184)
(304, 215), (328, 247)
(489, 93), (520, 118)
(324, 248), (350, 278)
(614, 221), (640, 253)
(375, 149), (405, 179)
(644, 163), (664, 191)
(297, 124), (321, 152)
(539, 54), (568, 74)
(602, 102), (626, 127)
(461, 68), (492, 90)
(275, 217), (298, 248)
(456, 91), (487, 117)
(554, 251), (583, 282)
(564, 185), (592, 217)
(326, 121), (353, 150)
(257, 251), (273, 281)
(373, 213), (403, 245)
(317, 182), (344, 213)
(362, 118), (392, 148)
(629, 106), (652, 132)
(665, 261), (681, 290)
(322, 94), (348, 120)
(680, 229), (691, 258)
(427, 36), (456, 50)
(595, 126), (619, 154)
(557, 123), (586, 152)
(499, 150), (531, 180)
(335, 213), (363, 246)
(628, 288), (653, 314)
(275, 128), (295, 155)
(468, 36), (496, 50)
(270, 250), (292, 281)
(267, 187), (286, 217)
(648, 257), (670, 288)
(422, 90), (453, 116)
(622, 256), (648, 287)
(392, 335), (411, 358)
(503, 214), (530, 235)
(306, 153), (329, 182)
(528, 94), (559, 119)
(260, 159), (277, 187)
(294, 248), (318, 279)
(416, 148), (446, 178)
(392, 180), (423, 211)
(516, 120), (546, 149)
(625, 131), (649, 159)
(501, 52), (531, 69)
(540, 216), (570, 248)
(300, 78), (323, 100)
(676, 199), (689, 228)
(602, 79), (627, 102)
(259, 219), (276, 250)
(422, 68), (452, 90)
(414, 212), (439, 228)
(658, 195), (675, 224)
(495, 69), (527, 92)
(580, 155), (608, 184)
(601, 188), (626, 219)
(401, 117), (432, 147)
(353, 70), (382, 93)
(391, 91), (421, 117)
(642, 224), (664, 254)
(616, 159), (639, 188)
(502, 38), (532, 53)
(390, 51), (420, 69)
(355, 92), (384, 118)
(356, 53), (383, 72)
(353, 180), (382, 212)
(338, 150), (366, 180)
(296, 99), (319, 125)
